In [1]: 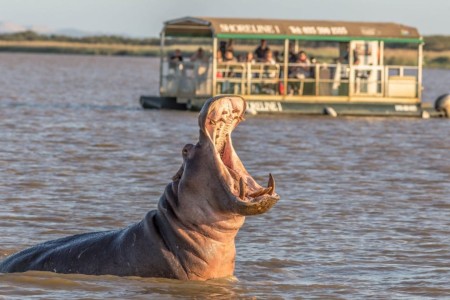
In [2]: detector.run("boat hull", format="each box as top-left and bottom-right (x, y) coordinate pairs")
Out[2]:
(139, 96), (187, 110)
(140, 96), (446, 118)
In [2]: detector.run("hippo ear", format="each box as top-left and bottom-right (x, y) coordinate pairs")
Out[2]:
(231, 195), (280, 216)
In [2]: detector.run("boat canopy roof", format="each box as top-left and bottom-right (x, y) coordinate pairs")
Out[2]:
(163, 17), (422, 43)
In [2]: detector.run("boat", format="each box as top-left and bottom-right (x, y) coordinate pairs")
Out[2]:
(140, 17), (450, 118)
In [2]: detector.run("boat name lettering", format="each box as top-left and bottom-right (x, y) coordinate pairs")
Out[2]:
(394, 105), (418, 112)
(247, 101), (282, 112)
(219, 24), (281, 34)
(361, 27), (377, 36)
(288, 26), (348, 35)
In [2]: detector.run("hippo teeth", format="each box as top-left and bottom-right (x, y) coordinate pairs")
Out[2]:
(245, 174), (276, 198)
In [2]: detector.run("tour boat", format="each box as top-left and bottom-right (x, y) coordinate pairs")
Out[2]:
(140, 17), (449, 118)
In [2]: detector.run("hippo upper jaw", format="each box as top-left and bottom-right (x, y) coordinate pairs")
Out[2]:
(198, 96), (280, 216)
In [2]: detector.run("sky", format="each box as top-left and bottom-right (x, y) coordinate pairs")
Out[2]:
(1, 0), (449, 37)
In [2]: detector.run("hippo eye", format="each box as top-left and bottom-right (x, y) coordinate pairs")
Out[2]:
(182, 144), (194, 157)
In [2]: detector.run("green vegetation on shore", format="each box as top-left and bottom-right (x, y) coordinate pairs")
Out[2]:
(1, 31), (450, 68)
(0, 31), (159, 46)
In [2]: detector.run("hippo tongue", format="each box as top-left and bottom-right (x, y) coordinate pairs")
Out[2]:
(199, 96), (279, 215)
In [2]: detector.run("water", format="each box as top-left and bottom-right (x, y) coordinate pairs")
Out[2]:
(0, 53), (449, 299)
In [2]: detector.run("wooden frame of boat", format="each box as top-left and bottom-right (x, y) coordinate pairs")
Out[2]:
(140, 17), (448, 118)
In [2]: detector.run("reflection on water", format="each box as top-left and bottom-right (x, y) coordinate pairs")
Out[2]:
(0, 53), (449, 299)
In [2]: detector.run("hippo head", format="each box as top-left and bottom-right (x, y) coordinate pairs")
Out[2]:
(172, 96), (279, 219)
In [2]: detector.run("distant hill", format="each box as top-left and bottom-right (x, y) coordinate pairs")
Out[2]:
(0, 21), (106, 37)
(0, 21), (28, 33)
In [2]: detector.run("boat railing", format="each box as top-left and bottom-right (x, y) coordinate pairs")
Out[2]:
(161, 59), (420, 99)
(216, 62), (247, 94)
(216, 62), (281, 94)
(284, 63), (349, 96)
(160, 59), (213, 97)
(384, 65), (419, 98)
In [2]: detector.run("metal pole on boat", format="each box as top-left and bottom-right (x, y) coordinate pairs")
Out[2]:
(283, 39), (289, 97)
(380, 41), (385, 97)
(212, 37), (218, 95)
(417, 42), (423, 100)
(159, 30), (165, 95)
(349, 42), (354, 97)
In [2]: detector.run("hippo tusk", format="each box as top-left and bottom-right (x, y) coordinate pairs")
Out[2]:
(268, 173), (275, 195)
(239, 177), (246, 199)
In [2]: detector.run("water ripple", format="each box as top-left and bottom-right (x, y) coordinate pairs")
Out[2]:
(0, 54), (449, 299)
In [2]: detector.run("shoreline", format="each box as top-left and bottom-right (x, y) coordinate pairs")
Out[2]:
(0, 40), (159, 56)
(1, 40), (449, 68)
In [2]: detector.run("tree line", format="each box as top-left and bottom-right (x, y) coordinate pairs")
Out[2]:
(1, 31), (450, 51)
(0, 31), (160, 45)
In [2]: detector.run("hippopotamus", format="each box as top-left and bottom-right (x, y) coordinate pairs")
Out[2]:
(0, 95), (280, 281)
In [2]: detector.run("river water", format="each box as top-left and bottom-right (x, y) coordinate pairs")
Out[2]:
(0, 53), (449, 299)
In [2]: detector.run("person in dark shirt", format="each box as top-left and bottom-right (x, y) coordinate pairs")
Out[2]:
(170, 49), (183, 62)
(190, 47), (206, 62)
(254, 39), (270, 61)
(288, 43), (297, 63)
(169, 49), (183, 70)
(340, 45), (359, 65)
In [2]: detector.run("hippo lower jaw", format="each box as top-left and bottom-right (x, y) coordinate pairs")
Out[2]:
(199, 95), (280, 216)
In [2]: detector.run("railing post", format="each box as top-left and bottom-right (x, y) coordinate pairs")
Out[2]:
(212, 38), (218, 96)
(315, 64), (319, 96)
(247, 62), (251, 95)
(159, 31), (165, 95)
(283, 39), (289, 97)
(417, 43), (423, 100)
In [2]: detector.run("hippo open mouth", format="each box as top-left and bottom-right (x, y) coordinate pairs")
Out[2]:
(198, 96), (279, 215)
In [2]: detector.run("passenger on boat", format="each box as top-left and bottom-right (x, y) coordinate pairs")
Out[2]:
(223, 50), (238, 78)
(223, 50), (237, 63)
(261, 50), (279, 95)
(262, 50), (276, 67)
(273, 50), (283, 63)
(169, 49), (183, 70)
(221, 50), (240, 93)
(190, 47), (206, 62)
(170, 49), (183, 62)
(245, 51), (258, 83)
(191, 47), (208, 81)
(254, 39), (270, 62)
(245, 52), (256, 63)
(220, 40), (234, 56)
(261, 50), (278, 80)
(340, 45), (360, 65)
(288, 51), (312, 95)
(288, 43), (297, 63)
(226, 39), (234, 54)
(217, 50), (223, 63)
(220, 41), (227, 56)
(290, 51), (311, 79)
